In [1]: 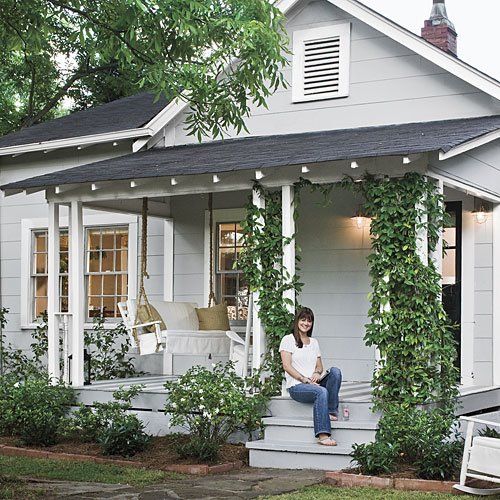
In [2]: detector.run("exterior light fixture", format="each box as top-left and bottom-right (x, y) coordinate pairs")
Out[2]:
(403, 156), (411, 164)
(112, 141), (119, 147)
(213, 174), (220, 183)
(350, 161), (359, 169)
(171, 178), (177, 186)
(351, 206), (370, 229)
(255, 170), (264, 180)
(473, 203), (488, 224)
(301, 166), (310, 173)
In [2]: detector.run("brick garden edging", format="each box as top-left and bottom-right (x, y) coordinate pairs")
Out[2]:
(0, 444), (243, 476)
(325, 471), (457, 494)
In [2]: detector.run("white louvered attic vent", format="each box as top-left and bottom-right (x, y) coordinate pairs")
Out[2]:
(292, 24), (351, 103)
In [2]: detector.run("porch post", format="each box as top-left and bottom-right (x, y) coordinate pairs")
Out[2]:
(493, 204), (500, 385)
(416, 195), (428, 265)
(47, 202), (60, 382)
(282, 185), (295, 312)
(69, 201), (85, 386)
(252, 188), (265, 371)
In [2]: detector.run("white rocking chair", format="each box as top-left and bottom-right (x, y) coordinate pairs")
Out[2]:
(118, 299), (163, 355)
(226, 294), (253, 377)
(454, 416), (500, 496)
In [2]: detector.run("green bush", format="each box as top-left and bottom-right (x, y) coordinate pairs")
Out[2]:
(0, 374), (74, 446)
(69, 385), (150, 457)
(478, 426), (500, 439)
(350, 441), (398, 475)
(164, 362), (267, 462)
(415, 439), (463, 480)
(99, 413), (150, 457)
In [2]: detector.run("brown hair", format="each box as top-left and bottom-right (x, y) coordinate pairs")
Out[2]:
(293, 307), (314, 348)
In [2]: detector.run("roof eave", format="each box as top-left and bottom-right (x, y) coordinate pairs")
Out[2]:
(0, 127), (153, 157)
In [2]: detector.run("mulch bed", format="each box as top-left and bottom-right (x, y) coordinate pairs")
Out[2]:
(0, 435), (248, 475)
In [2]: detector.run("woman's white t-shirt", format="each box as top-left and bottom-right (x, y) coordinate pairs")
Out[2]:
(279, 334), (322, 389)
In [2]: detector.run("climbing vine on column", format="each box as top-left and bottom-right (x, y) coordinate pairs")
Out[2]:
(343, 172), (458, 411)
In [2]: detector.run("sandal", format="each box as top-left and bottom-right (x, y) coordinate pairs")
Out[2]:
(318, 437), (337, 446)
(329, 414), (338, 421)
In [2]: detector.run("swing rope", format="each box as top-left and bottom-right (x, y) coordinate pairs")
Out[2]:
(208, 193), (217, 307)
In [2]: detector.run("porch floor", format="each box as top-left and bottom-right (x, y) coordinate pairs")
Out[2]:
(75, 376), (500, 415)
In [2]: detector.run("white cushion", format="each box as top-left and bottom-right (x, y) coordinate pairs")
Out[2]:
(469, 436), (500, 477)
(161, 330), (230, 355)
(150, 301), (199, 330)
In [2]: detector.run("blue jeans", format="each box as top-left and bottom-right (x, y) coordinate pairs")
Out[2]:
(288, 367), (342, 437)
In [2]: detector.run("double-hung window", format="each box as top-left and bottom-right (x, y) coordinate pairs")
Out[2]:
(216, 222), (248, 322)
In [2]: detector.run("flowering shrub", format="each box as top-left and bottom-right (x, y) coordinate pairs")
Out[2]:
(164, 362), (267, 461)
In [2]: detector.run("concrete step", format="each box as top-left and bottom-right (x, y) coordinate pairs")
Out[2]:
(263, 417), (377, 445)
(247, 440), (353, 471)
(268, 397), (381, 423)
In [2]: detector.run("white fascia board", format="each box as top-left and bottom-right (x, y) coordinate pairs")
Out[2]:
(0, 127), (153, 157)
(439, 129), (500, 161)
(130, 0), (500, 155)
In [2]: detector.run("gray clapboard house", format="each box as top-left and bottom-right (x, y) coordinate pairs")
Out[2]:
(1, 0), (500, 469)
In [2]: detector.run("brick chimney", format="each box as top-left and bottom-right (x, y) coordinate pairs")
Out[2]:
(421, 0), (457, 56)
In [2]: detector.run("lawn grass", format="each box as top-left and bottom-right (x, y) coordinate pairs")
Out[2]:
(263, 485), (473, 499)
(0, 455), (176, 487)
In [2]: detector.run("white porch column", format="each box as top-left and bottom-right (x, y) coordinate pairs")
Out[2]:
(493, 204), (500, 385)
(69, 201), (85, 386)
(416, 196), (429, 265)
(282, 185), (295, 312)
(47, 202), (60, 382)
(252, 188), (265, 371)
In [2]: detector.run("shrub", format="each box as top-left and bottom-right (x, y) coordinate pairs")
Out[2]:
(478, 426), (500, 439)
(164, 362), (267, 462)
(99, 413), (150, 457)
(69, 385), (150, 457)
(0, 374), (74, 446)
(350, 441), (398, 475)
(415, 439), (463, 480)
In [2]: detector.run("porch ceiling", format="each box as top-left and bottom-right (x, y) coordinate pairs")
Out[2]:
(2, 115), (499, 195)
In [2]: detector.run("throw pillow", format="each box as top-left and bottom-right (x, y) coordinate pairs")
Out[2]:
(195, 303), (230, 331)
(136, 303), (166, 332)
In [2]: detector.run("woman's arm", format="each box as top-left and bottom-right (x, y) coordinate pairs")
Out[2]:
(310, 356), (324, 383)
(280, 350), (310, 384)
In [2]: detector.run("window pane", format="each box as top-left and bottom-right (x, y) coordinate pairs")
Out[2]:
(88, 297), (102, 317)
(115, 250), (128, 271)
(444, 227), (456, 248)
(443, 248), (456, 285)
(220, 274), (237, 296)
(117, 275), (128, 295)
(101, 231), (114, 250)
(219, 248), (236, 271)
(35, 253), (47, 274)
(35, 276), (48, 297)
(219, 223), (236, 246)
(88, 230), (101, 250)
(88, 275), (103, 296)
(60, 233), (69, 252)
(35, 233), (47, 252)
(60, 297), (68, 313)
(60, 252), (69, 273)
(35, 297), (48, 317)
(102, 296), (116, 317)
(60, 276), (69, 296)
(103, 274), (116, 295)
(88, 251), (100, 272)
(101, 250), (114, 272)
(235, 225), (244, 244)
(115, 230), (128, 249)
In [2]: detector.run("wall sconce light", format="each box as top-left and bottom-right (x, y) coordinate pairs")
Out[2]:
(351, 206), (370, 229)
(472, 197), (489, 224)
(403, 156), (411, 165)
(350, 161), (359, 169)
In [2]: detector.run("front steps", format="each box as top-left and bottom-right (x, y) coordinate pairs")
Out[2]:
(247, 384), (380, 471)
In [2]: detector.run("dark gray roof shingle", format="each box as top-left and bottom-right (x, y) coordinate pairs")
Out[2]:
(3, 115), (500, 192)
(0, 92), (168, 149)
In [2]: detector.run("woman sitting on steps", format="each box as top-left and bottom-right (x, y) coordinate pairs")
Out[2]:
(279, 307), (342, 446)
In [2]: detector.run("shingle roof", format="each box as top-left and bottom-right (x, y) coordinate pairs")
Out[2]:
(3, 115), (500, 192)
(0, 92), (168, 149)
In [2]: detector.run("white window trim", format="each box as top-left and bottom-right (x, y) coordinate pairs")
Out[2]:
(292, 23), (351, 103)
(203, 208), (246, 308)
(21, 212), (138, 329)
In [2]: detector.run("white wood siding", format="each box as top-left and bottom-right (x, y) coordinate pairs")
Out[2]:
(165, 0), (498, 147)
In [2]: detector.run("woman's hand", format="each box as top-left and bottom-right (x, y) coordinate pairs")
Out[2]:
(310, 371), (321, 384)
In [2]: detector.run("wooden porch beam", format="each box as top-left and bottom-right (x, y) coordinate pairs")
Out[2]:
(282, 185), (295, 312)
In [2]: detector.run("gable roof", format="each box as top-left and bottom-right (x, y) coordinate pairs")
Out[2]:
(3, 115), (499, 194)
(0, 92), (168, 155)
(134, 0), (500, 151)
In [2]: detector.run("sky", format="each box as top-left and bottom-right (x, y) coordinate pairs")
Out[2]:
(360, 0), (500, 80)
